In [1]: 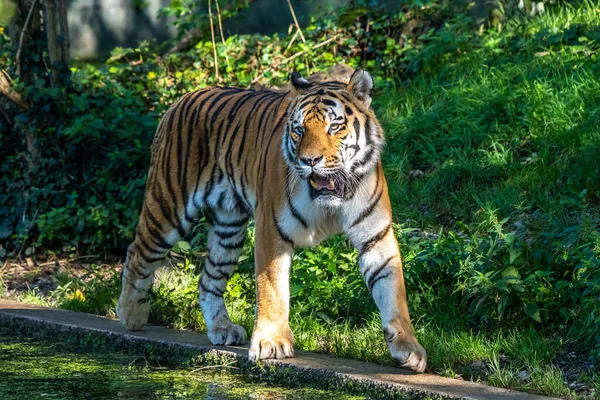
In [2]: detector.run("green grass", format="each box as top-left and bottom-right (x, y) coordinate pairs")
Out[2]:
(3, 1), (600, 398)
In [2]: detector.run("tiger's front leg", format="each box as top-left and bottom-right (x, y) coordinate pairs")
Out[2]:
(248, 208), (295, 361)
(345, 169), (427, 373)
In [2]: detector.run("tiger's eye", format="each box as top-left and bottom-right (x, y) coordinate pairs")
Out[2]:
(329, 123), (341, 132)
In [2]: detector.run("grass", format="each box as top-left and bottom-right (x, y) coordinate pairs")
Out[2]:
(2, 1), (600, 398)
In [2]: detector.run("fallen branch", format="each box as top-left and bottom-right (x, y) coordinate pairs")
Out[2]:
(0, 70), (30, 109)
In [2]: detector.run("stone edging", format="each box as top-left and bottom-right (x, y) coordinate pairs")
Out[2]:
(0, 300), (557, 400)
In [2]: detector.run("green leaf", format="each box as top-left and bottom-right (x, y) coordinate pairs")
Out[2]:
(525, 303), (541, 322)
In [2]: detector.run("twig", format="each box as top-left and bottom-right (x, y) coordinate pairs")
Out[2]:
(283, 36), (336, 63)
(283, 28), (299, 55)
(250, 35), (339, 85)
(190, 362), (238, 373)
(16, 208), (39, 260)
(208, 0), (220, 82)
(214, 0), (230, 72)
(16, 0), (39, 78)
(286, 0), (306, 43)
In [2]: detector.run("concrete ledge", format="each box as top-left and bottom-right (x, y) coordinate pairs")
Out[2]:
(0, 300), (557, 400)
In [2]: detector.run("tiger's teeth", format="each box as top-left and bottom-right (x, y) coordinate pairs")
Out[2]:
(328, 179), (335, 190)
(310, 179), (319, 190)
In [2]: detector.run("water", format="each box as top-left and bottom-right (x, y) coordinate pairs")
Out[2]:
(0, 329), (364, 400)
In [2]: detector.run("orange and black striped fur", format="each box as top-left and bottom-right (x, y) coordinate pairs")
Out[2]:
(117, 70), (427, 372)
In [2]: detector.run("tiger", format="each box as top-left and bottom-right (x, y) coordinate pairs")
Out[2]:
(116, 69), (427, 372)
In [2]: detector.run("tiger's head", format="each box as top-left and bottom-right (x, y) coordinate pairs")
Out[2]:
(282, 69), (384, 207)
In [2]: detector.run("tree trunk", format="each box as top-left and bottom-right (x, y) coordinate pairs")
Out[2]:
(42, 0), (70, 86)
(8, 0), (43, 170)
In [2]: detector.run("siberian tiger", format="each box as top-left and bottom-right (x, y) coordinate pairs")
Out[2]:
(117, 69), (427, 372)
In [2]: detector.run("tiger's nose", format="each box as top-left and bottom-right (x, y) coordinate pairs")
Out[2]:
(299, 155), (324, 167)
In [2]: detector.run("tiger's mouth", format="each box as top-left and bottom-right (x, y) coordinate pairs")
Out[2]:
(308, 172), (345, 199)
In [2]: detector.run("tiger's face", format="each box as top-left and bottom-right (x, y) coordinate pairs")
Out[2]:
(283, 70), (384, 208)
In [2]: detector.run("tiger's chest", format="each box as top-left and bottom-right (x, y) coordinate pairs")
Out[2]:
(277, 182), (343, 247)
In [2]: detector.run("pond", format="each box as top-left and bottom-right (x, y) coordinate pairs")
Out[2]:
(0, 329), (364, 400)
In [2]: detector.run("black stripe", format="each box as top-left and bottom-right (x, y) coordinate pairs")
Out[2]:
(150, 186), (185, 238)
(176, 93), (196, 187)
(208, 211), (250, 227)
(345, 105), (353, 115)
(217, 191), (226, 209)
(272, 209), (294, 246)
(286, 184), (308, 229)
(259, 99), (289, 178)
(219, 236), (246, 250)
(257, 94), (285, 147)
(236, 118), (248, 165)
(364, 117), (374, 145)
(181, 104), (200, 216)
(368, 271), (391, 292)
(203, 164), (219, 204)
(135, 242), (164, 264)
(144, 212), (172, 249)
(239, 173), (251, 210)
(351, 147), (375, 173)
(128, 282), (142, 292)
(199, 279), (224, 297)
(353, 117), (361, 142)
(348, 189), (383, 229)
(321, 99), (336, 107)
(207, 254), (238, 267)
(224, 121), (242, 179)
(214, 229), (242, 240)
(360, 223), (391, 254)
(204, 89), (236, 136)
(146, 224), (172, 250)
(203, 266), (227, 280)
(228, 91), (263, 121)
(192, 90), (221, 190)
(365, 255), (395, 291)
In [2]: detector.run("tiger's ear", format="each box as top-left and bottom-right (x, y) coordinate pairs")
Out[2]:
(290, 71), (311, 94)
(347, 69), (373, 107)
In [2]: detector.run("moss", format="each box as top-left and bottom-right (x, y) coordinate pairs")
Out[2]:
(0, 327), (364, 400)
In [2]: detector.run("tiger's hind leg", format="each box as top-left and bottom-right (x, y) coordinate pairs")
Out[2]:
(199, 207), (249, 345)
(117, 204), (189, 330)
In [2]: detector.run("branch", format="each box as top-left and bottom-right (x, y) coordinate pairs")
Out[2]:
(0, 70), (30, 109)
(251, 35), (339, 85)
(162, 0), (258, 57)
(208, 0), (219, 81)
(214, 0), (230, 72)
(16, 0), (39, 78)
(286, 0), (306, 44)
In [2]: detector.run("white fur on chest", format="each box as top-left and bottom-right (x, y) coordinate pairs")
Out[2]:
(279, 180), (342, 247)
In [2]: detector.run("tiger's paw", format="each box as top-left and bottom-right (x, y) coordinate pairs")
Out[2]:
(248, 326), (294, 362)
(208, 323), (248, 346)
(385, 326), (427, 373)
(116, 298), (150, 331)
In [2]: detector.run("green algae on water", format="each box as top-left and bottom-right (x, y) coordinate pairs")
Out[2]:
(0, 329), (365, 400)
